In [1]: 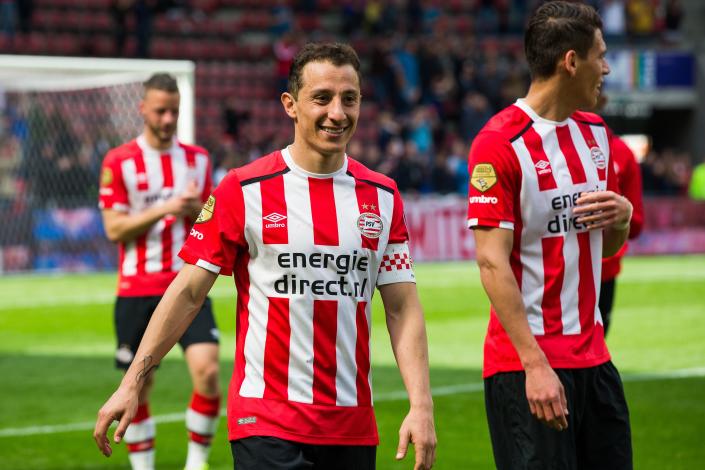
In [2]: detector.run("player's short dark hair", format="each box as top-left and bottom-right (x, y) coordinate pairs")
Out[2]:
(287, 42), (361, 99)
(525, 1), (603, 79)
(143, 73), (179, 95)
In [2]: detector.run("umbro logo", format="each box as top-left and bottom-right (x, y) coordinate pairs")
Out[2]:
(263, 212), (287, 228)
(534, 160), (552, 175)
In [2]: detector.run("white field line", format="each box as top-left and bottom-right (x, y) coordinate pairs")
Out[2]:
(4, 267), (705, 310)
(1, 367), (704, 438)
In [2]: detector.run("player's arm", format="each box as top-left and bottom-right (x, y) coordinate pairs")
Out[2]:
(102, 180), (203, 243)
(473, 226), (568, 431)
(573, 191), (633, 257)
(379, 281), (436, 470)
(93, 263), (217, 457)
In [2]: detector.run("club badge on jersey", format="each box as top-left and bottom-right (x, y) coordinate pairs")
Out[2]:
(196, 195), (216, 224)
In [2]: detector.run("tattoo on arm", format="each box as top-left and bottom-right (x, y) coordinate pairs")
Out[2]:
(136, 355), (157, 383)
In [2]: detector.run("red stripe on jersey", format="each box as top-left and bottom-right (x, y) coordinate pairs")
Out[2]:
(577, 231), (596, 332)
(355, 302), (372, 406)
(185, 149), (196, 168)
(133, 152), (149, 191)
(312, 300), (338, 405)
(261, 175), (288, 245)
(556, 125), (587, 184)
(160, 154), (174, 272)
(136, 235), (147, 275)
(308, 178), (339, 246)
(541, 236), (565, 335)
(576, 122), (606, 181)
(353, 180), (380, 250)
(522, 127), (558, 191)
(263, 297), (291, 400)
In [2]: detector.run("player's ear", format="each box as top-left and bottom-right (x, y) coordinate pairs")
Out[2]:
(281, 92), (297, 119)
(563, 50), (578, 77)
(138, 99), (145, 116)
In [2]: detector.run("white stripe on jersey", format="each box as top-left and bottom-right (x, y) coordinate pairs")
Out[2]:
(240, 182), (267, 398)
(561, 234), (581, 335)
(335, 298), (359, 406)
(287, 296), (315, 403)
(143, 152), (166, 274)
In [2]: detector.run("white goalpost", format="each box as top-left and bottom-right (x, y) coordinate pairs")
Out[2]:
(0, 54), (195, 142)
(0, 55), (196, 274)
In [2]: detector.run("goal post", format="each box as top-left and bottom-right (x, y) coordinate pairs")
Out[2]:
(0, 54), (195, 143)
(0, 55), (196, 274)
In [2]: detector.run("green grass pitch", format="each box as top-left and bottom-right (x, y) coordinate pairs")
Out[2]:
(1, 255), (704, 469)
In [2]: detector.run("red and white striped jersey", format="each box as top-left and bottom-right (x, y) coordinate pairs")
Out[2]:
(467, 100), (619, 378)
(99, 135), (212, 296)
(179, 148), (414, 446)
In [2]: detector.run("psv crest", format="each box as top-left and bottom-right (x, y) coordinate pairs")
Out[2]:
(357, 212), (383, 239)
(590, 147), (606, 170)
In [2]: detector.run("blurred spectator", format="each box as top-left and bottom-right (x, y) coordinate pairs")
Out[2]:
(274, 32), (299, 93)
(663, 0), (683, 42)
(16, 0), (33, 35)
(271, 0), (294, 36)
(460, 92), (493, 142)
(1, 0), (16, 41)
(641, 148), (692, 195)
(222, 96), (251, 143)
(111, 0), (133, 56)
(626, 0), (657, 37)
(688, 159), (705, 200)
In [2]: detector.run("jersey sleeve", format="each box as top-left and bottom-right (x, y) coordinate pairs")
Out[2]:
(98, 151), (129, 212)
(377, 187), (415, 286)
(201, 154), (213, 203)
(179, 170), (246, 276)
(611, 135), (644, 239)
(466, 132), (520, 230)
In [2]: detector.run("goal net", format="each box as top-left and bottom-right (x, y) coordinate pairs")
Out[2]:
(0, 55), (195, 274)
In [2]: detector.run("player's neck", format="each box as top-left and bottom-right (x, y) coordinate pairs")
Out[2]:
(523, 78), (577, 123)
(288, 141), (345, 175)
(143, 131), (172, 152)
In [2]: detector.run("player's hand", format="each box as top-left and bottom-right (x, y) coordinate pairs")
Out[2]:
(396, 405), (436, 470)
(93, 386), (138, 457)
(164, 181), (201, 217)
(525, 362), (568, 431)
(574, 190), (632, 231)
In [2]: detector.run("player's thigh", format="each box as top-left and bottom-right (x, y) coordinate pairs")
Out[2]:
(231, 436), (312, 470)
(179, 296), (220, 350)
(114, 296), (160, 369)
(577, 361), (633, 470)
(313, 444), (376, 470)
(484, 371), (578, 470)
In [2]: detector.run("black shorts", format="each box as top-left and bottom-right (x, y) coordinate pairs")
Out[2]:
(231, 436), (376, 470)
(484, 361), (632, 470)
(114, 296), (219, 369)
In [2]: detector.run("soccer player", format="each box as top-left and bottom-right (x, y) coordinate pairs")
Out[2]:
(466, 2), (633, 469)
(94, 43), (437, 470)
(601, 131), (644, 336)
(98, 73), (221, 470)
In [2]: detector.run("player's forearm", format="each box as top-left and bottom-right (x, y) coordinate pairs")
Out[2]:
(120, 265), (216, 390)
(477, 258), (548, 370)
(383, 287), (434, 409)
(103, 205), (170, 243)
(603, 223), (630, 257)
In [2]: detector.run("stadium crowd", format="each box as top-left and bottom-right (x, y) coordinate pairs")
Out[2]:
(0, 0), (695, 272)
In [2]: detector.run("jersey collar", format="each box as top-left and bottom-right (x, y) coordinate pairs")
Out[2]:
(281, 146), (349, 179)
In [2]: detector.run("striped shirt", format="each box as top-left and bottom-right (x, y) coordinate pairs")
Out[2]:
(99, 135), (212, 296)
(180, 147), (415, 445)
(467, 99), (619, 378)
